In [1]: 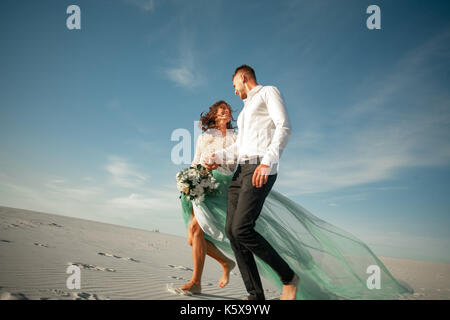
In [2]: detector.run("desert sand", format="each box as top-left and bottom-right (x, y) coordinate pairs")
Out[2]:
(0, 205), (449, 300)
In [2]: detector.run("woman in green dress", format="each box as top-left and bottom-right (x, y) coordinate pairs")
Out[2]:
(177, 100), (238, 294)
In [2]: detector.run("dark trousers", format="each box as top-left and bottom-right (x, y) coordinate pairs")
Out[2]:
(225, 161), (295, 300)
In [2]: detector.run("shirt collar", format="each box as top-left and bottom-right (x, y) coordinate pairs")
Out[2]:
(243, 85), (263, 104)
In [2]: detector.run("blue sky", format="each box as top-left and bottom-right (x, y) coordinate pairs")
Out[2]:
(1, 0), (449, 263)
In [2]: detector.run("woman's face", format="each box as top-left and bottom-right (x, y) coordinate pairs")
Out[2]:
(215, 106), (231, 124)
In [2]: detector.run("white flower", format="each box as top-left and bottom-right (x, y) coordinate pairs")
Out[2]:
(188, 168), (197, 177)
(200, 179), (210, 187)
(194, 193), (205, 204)
(176, 182), (189, 192)
(193, 184), (204, 196)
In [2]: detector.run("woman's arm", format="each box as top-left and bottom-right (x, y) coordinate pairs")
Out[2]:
(191, 134), (203, 167)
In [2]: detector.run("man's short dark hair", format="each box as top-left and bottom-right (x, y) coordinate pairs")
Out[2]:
(233, 65), (256, 81)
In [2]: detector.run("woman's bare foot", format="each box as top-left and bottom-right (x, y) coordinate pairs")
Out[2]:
(218, 259), (236, 288)
(178, 280), (202, 294)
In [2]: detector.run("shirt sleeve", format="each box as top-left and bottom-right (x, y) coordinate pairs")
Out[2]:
(260, 86), (292, 168)
(214, 131), (239, 164)
(191, 134), (203, 167)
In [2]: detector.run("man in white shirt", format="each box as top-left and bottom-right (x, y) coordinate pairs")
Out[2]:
(205, 65), (299, 300)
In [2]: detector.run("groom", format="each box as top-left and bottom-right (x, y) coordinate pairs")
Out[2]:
(205, 65), (299, 300)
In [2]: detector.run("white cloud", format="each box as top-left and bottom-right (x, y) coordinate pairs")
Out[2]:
(279, 100), (450, 195)
(166, 67), (196, 87)
(165, 59), (205, 88)
(124, 0), (155, 12)
(0, 178), (104, 221)
(110, 191), (178, 211)
(328, 203), (337, 207)
(348, 228), (450, 263)
(83, 176), (95, 182)
(49, 178), (65, 184)
(277, 29), (450, 196)
(105, 156), (148, 188)
(163, 25), (205, 88)
(0, 161), (180, 232)
(44, 180), (103, 202)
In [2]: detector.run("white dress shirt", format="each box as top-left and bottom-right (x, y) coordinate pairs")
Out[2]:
(214, 85), (292, 175)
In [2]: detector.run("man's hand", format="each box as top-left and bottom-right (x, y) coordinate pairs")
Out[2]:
(204, 153), (221, 171)
(252, 164), (271, 188)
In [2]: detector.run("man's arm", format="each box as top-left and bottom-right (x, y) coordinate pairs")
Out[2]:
(210, 132), (239, 166)
(260, 86), (292, 169)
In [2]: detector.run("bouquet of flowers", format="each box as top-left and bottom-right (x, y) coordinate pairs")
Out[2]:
(176, 164), (220, 203)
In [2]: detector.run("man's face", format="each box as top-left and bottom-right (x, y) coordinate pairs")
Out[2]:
(233, 73), (247, 100)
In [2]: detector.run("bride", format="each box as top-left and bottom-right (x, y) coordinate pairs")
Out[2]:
(178, 101), (413, 299)
(177, 100), (238, 294)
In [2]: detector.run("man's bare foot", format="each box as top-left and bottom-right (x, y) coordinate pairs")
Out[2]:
(280, 274), (300, 300)
(178, 280), (201, 294)
(218, 259), (236, 288)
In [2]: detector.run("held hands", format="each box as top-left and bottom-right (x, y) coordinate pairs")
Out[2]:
(204, 153), (221, 171)
(252, 164), (271, 188)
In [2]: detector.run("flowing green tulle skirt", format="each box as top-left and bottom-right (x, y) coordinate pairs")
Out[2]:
(179, 169), (413, 299)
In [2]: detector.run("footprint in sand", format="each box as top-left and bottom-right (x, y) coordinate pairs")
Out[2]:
(5, 219), (45, 229)
(0, 291), (29, 300)
(33, 242), (50, 248)
(167, 264), (193, 271)
(67, 262), (116, 272)
(98, 252), (116, 258)
(48, 223), (63, 228)
(98, 252), (140, 263)
(167, 276), (212, 286)
(51, 289), (70, 297)
(71, 292), (110, 300)
(51, 289), (109, 300)
(12, 219), (42, 228)
(167, 265), (195, 283)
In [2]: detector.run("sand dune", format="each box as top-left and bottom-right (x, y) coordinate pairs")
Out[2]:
(0, 206), (449, 300)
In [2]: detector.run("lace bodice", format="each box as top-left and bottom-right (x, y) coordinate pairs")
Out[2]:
(192, 129), (237, 173)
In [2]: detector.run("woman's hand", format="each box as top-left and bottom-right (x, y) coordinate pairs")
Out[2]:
(205, 162), (220, 171)
(204, 153), (221, 171)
